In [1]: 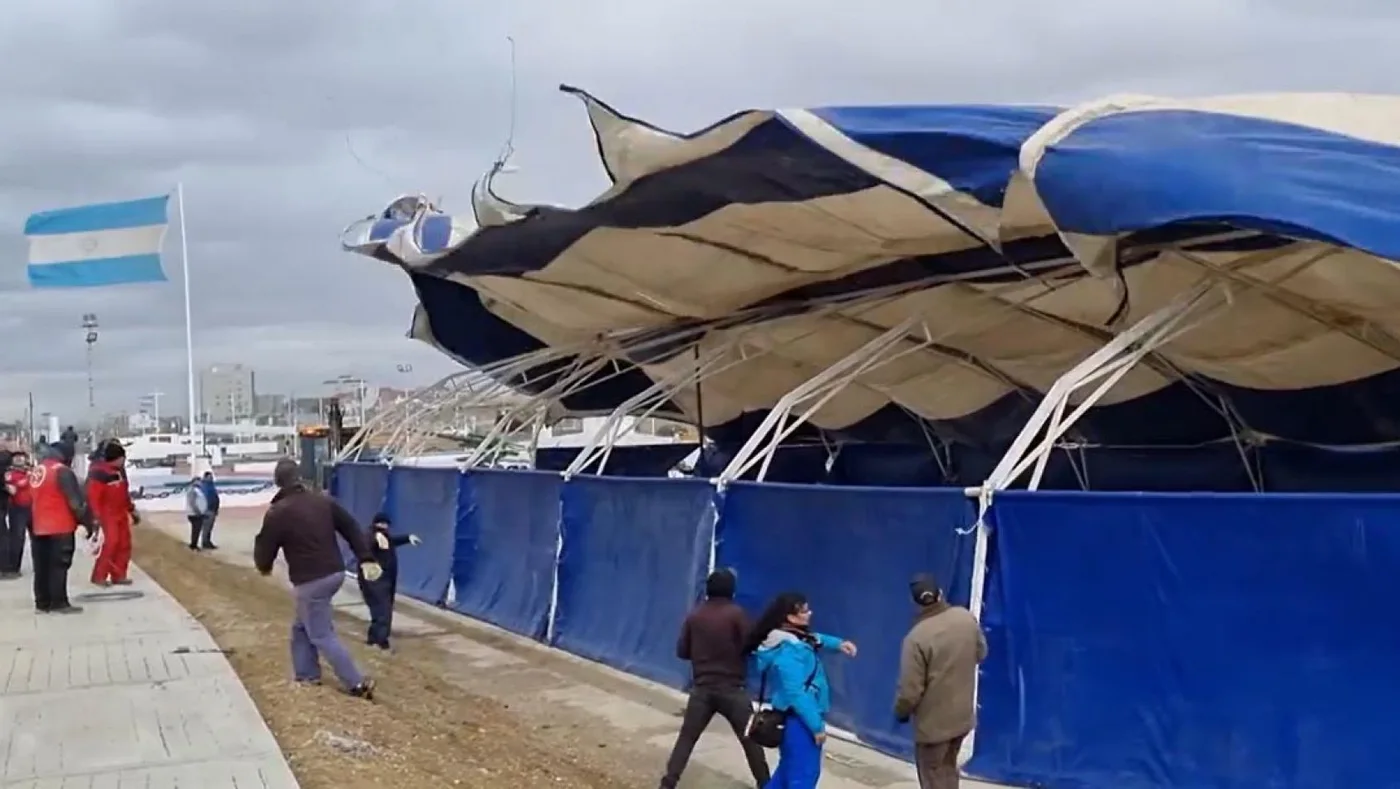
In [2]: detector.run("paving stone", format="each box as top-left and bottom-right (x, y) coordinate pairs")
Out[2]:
(0, 549), (298, 788)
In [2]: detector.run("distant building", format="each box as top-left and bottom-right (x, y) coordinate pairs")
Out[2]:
(292, 396), (326, 421)
(200, 364), (256, 423)
(253, 393), (288, 420)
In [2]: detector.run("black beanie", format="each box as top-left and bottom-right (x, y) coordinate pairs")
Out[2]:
(910, 573), (942, 606)
(371, 512), (391, 528)
(102, 440), (126, 462)
(705, 568), (736, 599)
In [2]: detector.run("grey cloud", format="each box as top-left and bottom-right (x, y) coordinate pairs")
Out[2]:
(0, 0), (1394, 422)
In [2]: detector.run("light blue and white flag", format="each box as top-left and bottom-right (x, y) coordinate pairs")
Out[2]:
(23, 195), (170, 289)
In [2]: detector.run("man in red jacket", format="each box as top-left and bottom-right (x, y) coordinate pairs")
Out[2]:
(0, 450), (32, 579)
(30, 443), (99, 614)
(88, 440), (138, 586)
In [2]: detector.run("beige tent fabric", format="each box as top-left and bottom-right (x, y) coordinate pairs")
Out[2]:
(380, 91), (1400, 430)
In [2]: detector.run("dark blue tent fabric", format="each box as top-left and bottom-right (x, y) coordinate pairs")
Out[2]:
(716, 482), (975, 756)
(450, 469), (562, 640)
(383, 467), (459, 605)
(533, 443), (699, 477)
(970, 490), (1400, 789)
(552, 476), (715, 687)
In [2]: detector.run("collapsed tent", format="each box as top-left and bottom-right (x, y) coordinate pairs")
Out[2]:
(344, 88), (1400, 491)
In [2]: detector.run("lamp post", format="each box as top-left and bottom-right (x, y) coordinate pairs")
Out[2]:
(81, 313), (98, 440)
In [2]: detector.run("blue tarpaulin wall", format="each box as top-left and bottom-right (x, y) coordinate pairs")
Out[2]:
(383, 466), (458, 605)
(331, 462), (390, 570)
(450, 469), (562, 640)
(970, 491), (1400, 789)
(553, 476), (715, 688)
(333, 464), (1400, 789)
(716, 482), (976, 756)
(334, 462), (390, 525)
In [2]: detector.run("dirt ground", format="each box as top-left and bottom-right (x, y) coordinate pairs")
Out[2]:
(132, 524), (646, 789)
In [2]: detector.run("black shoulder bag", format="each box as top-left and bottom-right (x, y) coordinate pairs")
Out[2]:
(744, 653), (821, 749)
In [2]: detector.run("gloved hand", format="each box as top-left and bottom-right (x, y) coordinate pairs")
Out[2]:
(361, 561), (383, 582)
(408, 535), (422, 546)
(131, 510), (142, 525)
(374, 532), (390, 551)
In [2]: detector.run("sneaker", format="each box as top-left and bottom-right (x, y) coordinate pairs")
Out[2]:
(295, 677), (323, 686)
(188, 544), (200, 551)
(111, 579), (134, 586)
(34, 606), (50, 614)
(348, 678), (376, 701)
(201, 543), (219, 551)
(51, 605), (84, 615)
(93, 580), (111, 588)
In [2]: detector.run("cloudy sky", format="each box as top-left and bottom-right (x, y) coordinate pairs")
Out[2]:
(0, 0), (1392, 422)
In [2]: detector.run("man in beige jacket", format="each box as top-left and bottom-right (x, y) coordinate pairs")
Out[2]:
(893, 573), (987, 789)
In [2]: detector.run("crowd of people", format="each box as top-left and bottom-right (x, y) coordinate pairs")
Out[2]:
(0, 433), (140, 614)
(0, 434), (419, 704)
(0, 433), (979, 785)
(659, 569), (985, 789)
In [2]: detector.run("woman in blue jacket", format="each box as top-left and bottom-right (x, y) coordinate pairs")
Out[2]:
(744, 592), (858, 788)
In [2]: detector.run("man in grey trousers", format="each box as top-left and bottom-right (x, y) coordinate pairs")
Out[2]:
(253, 459), (380, 698)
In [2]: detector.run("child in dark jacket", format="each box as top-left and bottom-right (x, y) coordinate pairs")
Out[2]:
(358, 512), (421, 649)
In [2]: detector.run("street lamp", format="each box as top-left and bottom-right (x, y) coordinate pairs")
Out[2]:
(82, 313), (99, 438)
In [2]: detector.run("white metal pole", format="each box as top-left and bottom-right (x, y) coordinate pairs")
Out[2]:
(176, 184), (199, 460)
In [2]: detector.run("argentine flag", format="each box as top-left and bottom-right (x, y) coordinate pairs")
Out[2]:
(23, 195), (170, 289)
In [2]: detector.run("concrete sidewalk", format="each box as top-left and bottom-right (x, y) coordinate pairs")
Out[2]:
(156, 510), (1006, 789)
(0, 540), (298, 788)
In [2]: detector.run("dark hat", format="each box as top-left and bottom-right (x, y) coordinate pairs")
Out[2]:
(910, 573), (942, 606)
(371, 511), (391, 527)
(705, 568), (737, 599)
(102, 440), (126, 462)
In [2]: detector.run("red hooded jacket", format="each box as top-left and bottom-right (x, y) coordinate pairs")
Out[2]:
(86, 458), (135, 528)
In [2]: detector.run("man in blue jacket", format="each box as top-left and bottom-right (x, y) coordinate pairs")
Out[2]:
(199, 471), (220, 550)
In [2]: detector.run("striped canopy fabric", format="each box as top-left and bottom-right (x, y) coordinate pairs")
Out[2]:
(343, 88), (1400, 488)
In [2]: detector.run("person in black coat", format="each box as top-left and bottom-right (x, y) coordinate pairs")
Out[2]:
(358, 512), (420, 650)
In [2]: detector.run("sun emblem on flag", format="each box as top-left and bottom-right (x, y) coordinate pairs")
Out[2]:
(80, 237), (99, 253)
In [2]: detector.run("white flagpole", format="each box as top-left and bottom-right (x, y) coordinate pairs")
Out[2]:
(176, 183), (198, 461)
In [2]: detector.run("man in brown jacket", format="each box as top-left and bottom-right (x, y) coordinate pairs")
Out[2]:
(893, 573), (987, 789)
